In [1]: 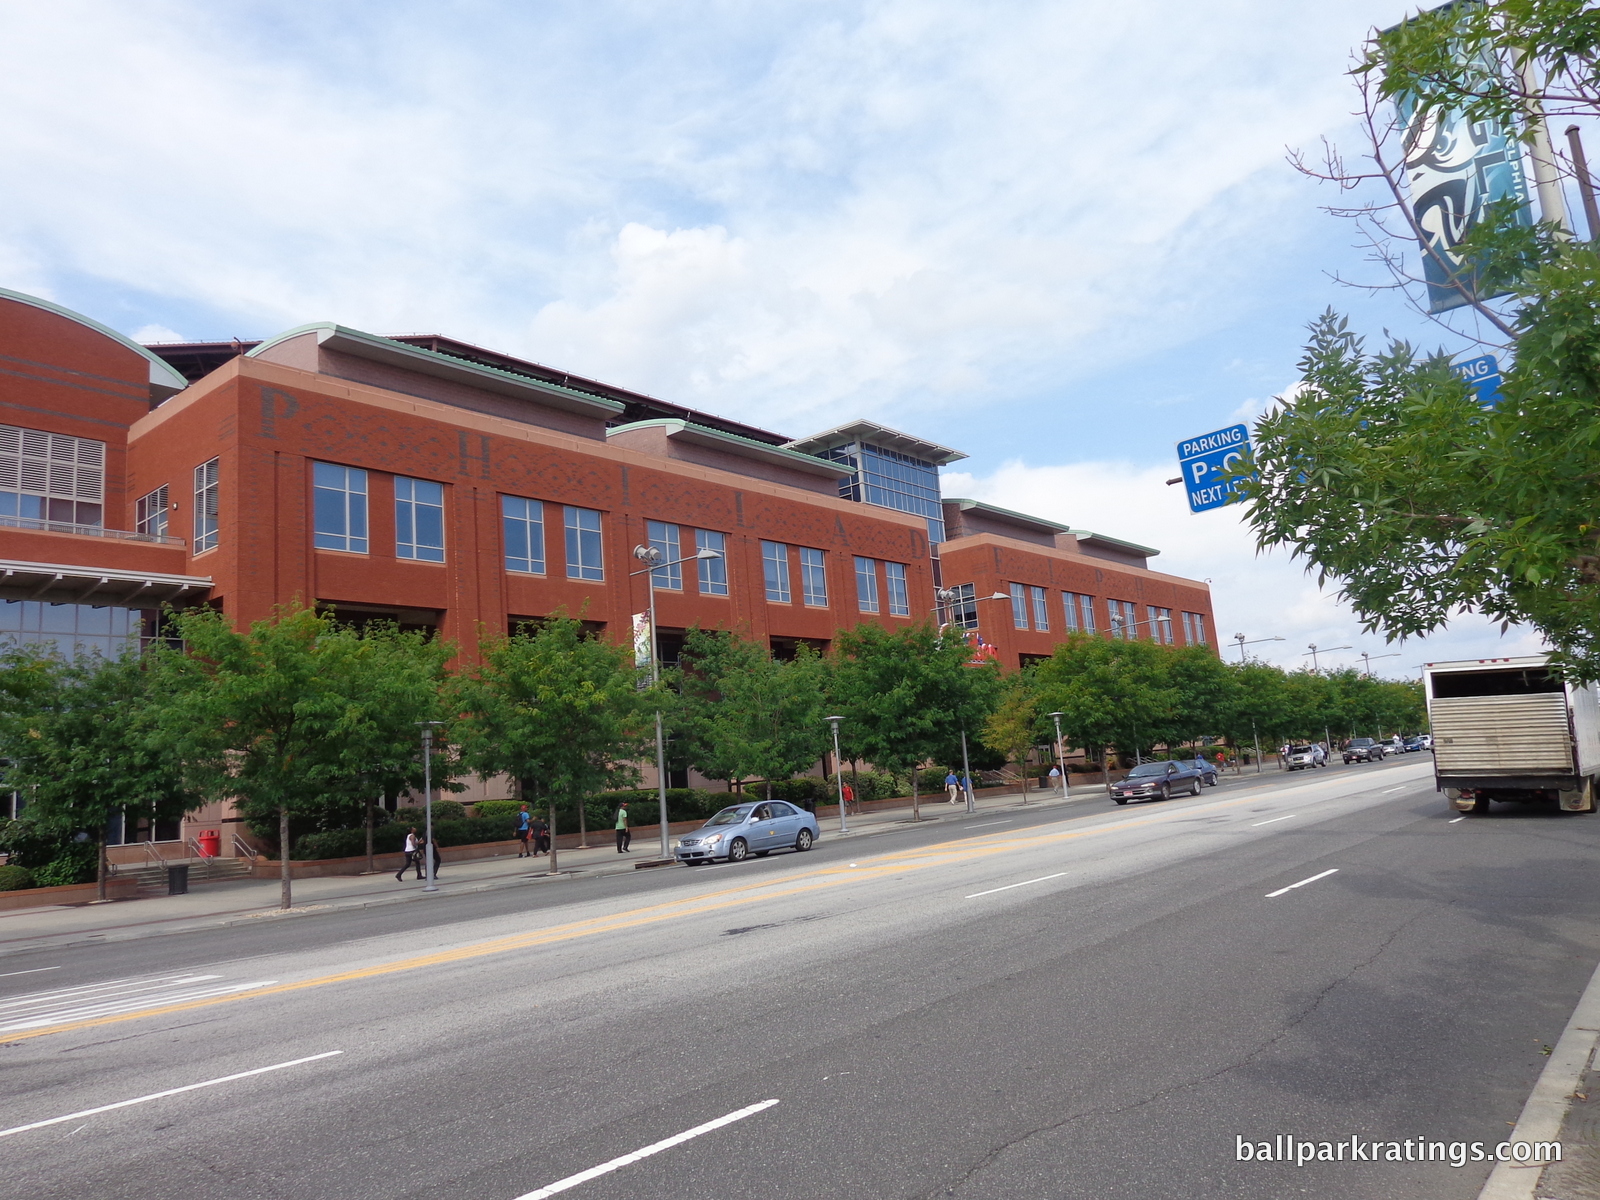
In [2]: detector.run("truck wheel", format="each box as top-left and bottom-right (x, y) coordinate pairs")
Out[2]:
(1471, 794), (1491, 815)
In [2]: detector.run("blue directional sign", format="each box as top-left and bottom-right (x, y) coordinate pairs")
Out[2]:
(1453, 353), (1503, 407)
(1177, 424), (1251, 514)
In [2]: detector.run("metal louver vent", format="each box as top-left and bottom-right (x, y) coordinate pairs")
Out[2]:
(0, 424), (106, 507)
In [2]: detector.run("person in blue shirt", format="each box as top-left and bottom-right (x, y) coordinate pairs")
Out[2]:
(516, 803), (533, 858)
(945, 771), (961, 804)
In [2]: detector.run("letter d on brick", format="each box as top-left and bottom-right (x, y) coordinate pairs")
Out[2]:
(260, 387), (299, 438)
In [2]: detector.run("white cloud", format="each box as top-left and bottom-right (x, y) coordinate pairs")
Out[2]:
(131, 324), (184, 344)
(941, 457), (1547, 677)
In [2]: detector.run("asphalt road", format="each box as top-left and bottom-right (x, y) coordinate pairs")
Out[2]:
(4, 752), (1598, 1200)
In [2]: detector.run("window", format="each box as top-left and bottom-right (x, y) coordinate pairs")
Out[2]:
(313, 462), (368, 553)
(1062, 593), (1081, 632)
(135, 486), (168, 538)
(1149, 606), (1174, 645)
(761, 541), (791, 603)
(695, 529), (727, 595)
(1010, 582), (1029, 629)
(502, 496), (545, 574)
(1108, 599), (1137, 639)
(885, 562), (910, 617)
(564, 506), (604, 581)
(395, 477), (445, 562)
(1077, 594), (1097, 634)
(948, 582), (978, 629)
(647, 521), (682, 589)
(799, 547), (828, 607)
(0, 599), (145, 660)
(1030, 586), (1049, 631)
(194, 458), (220, 553)
(1182, 611), (1208, 645)
(0, 425), (105, 528)
(855, 557), (880, 614)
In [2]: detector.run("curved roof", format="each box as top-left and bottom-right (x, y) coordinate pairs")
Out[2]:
(0, 286), (189, 399)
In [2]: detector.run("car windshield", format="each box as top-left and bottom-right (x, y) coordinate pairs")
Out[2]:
(705, 806), (755, 826)
(1127, 763), (1170, 778)
(1288, 745), (1312, 754)
(1350, 738), (1375, 747)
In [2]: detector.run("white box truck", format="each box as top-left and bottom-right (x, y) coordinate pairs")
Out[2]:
(1424, 655), (1600, 814)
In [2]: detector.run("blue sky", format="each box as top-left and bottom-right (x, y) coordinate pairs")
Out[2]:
(0, 0), (1548, 673)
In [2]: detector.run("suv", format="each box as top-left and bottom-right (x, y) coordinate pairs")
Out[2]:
(1343, 737), (1385, 764)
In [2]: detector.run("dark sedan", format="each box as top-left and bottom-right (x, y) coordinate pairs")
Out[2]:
(1110, 760), (1206, 805)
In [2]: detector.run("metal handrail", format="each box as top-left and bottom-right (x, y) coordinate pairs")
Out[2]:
(0, 513), (184, 546)
(231, 833), (259, 860)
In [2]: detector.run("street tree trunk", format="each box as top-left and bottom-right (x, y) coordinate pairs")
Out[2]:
(279, 805), (292, 910)
(576, 795), (589, 849)
(911, 771), (920, 822)
(365, 793), (377, 874)
(96, 834), (107, 902)
(547, 803), (559, 875)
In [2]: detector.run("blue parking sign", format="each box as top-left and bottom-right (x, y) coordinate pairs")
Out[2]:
(1177, 424), (1251, 514)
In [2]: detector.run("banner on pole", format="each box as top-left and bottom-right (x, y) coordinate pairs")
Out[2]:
(632, 612), (652, 670)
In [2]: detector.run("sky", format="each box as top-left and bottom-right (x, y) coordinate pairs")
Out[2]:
(0, 0), (1552, 676)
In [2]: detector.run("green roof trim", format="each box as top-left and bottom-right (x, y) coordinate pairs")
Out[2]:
(248, 322), (626, 415)
(609, 418), (848, 478)
(0, 286), (189, 397)
(1070, 529), (1160, 558)
(943, 497), (1072, 535)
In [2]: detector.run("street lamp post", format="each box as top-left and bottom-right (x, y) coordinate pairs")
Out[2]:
(1360, 651), (1401, 677)
(1232, 632), (1285, 663)
(934, 589), (1008, 814)
(417, 720), (443, 893)
(1047, 711), (1067, 797)
(1303, 642), (1352, 673)
(825, 716), (848, 834)
(632, 543), (723, 861)
(959, 726), (975, 813)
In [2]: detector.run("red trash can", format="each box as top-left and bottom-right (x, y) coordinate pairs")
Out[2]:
(197, 829), (220, 858)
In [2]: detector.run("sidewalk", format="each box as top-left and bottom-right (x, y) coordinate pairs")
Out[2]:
(0, 783), (1103, 958)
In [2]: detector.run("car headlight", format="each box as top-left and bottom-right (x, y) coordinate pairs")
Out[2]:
(703, 834), (723, 846)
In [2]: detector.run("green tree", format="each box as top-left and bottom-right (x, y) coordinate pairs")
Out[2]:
(0, 644), (200, 898)
(833, 622), (1001, 820)
(1028, 636), (1179, 777)
(451, 616), (654, 849)
(1251, 3), (1600, 675)
(980, 673), (1043, 798)
(1215, 660), (1290, 768)
(160, 605), (384, 909)
(675, 630), (830, 800)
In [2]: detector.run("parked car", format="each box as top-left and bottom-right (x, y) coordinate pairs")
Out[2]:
(1110, 760), (1207, 805)
(1343, 737), (1386, 763)
(674, 801), (819, 864)
(1403, 736), (1429, 753)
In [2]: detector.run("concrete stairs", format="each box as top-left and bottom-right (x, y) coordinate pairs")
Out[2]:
(116, 856), (255, 896)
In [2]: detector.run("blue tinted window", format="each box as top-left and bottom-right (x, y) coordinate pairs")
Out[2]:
(395, 477), (445, 562)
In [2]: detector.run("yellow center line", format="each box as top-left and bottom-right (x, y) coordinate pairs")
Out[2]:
(4, 777), (1400, 1043)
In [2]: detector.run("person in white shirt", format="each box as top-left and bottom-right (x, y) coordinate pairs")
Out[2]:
(395, 827), (423, 881)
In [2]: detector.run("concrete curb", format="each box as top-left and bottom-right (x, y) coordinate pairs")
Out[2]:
(1478, 953), (1600, 1199)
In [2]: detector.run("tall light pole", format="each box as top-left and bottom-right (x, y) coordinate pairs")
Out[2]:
(1360, 651), (1401, 677)
(417, 720), (443, 893)
(935, 589), (1008, 812)
(1303, 642), (1352, 673)
(1232, 632), (1285, 663)
(632, 542), (723, 861)
(1047, 711), (1067, 796)
(825, 715), (848, 834)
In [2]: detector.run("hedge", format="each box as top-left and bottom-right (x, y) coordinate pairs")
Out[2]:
(824, 770), (904, 803)
(474, 799), (524, 820)
(0, 864), (35, 891)
(293, 814), (519, 861)
(395, 801), (467, 824)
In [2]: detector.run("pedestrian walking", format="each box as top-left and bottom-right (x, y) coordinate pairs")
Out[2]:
(841, 781), (856, 815)
(531, 813), (549, 856)
(396, 826), (422, 881)
(615, 801), (631, 853)
(430, 838), (442, 878)
(516, 803), (533, 857)
(945, 771), (961, 804)
(1048, 765), (1062, 793)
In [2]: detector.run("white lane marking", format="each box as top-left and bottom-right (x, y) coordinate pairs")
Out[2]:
(513, 1098), (780, 1199)
(0, 1051), (343, 1138)
(0, 974), (279, 1033)
(966, 872), (1069, 900)
(1449, 817), (1466, 824)
(1251, 815), (1295, 827)
(968, 820), (1012, 829)
(1381, 786), (1407, 794)
(1265, 868), (1339, 898)
(0, 966), (60, 980)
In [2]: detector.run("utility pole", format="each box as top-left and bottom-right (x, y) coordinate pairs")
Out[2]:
(825, 716), (849, 835)
(418, 721), (443, 893)
(1566, 125), (1600, 239)
(1048, 711), (1067, 797)
(1519, 56), (1572, 233)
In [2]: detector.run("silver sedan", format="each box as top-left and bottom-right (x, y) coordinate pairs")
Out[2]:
(674, 801), (820, 864)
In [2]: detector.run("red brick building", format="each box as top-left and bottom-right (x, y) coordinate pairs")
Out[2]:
(0, 286), (1216, 850)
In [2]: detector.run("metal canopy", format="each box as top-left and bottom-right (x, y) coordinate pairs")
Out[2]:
(0, 559), (212, 608)
(783, 419), (968, 466)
